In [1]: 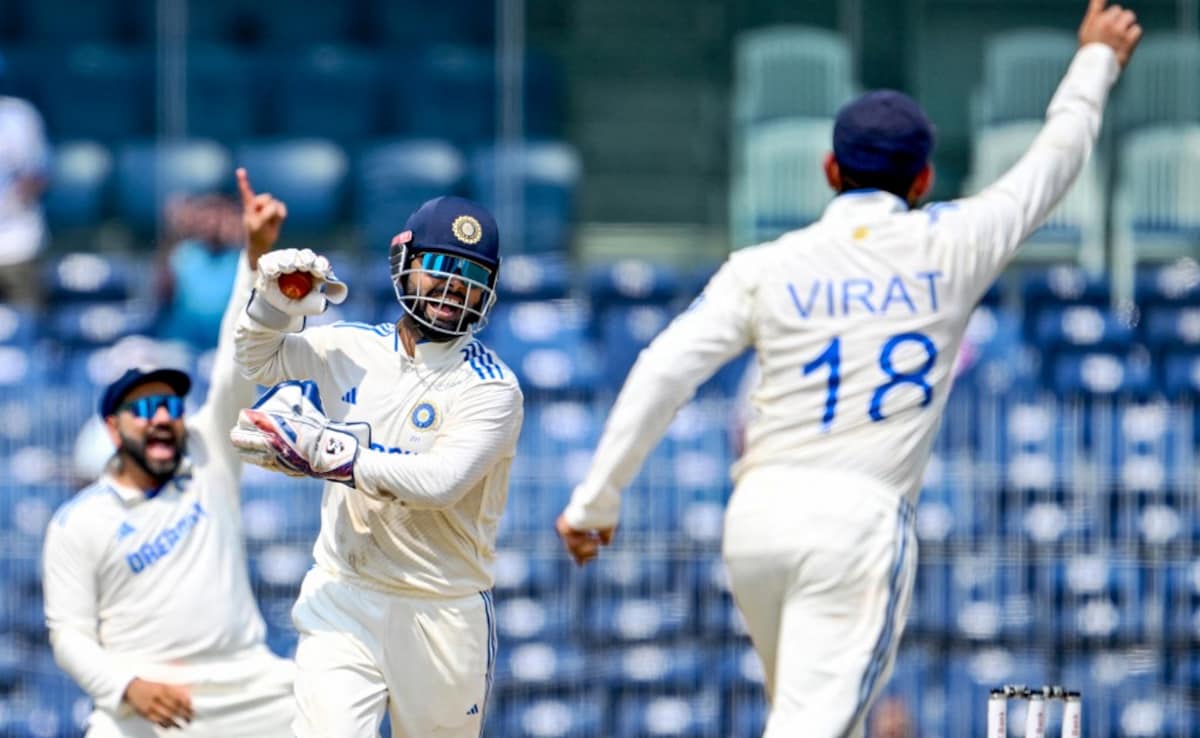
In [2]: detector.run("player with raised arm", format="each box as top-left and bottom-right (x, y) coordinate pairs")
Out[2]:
(41, 196), (294, 737)
(556, 3), (1141, 736)
(228, 169), (523, 738)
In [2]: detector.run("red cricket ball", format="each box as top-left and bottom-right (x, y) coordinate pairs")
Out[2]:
(278, 271), (314, 300)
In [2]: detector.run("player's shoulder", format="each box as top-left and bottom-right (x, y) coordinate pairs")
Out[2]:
(49, 480), (119, 530)
(317, 320), (398, 350)
(457, 338), (521, 393)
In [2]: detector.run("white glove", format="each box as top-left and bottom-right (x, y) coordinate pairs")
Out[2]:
(247, 248), (349, 330)
(230, 380), (370, 486)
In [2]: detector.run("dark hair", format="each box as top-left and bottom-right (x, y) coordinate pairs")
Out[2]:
(837, 164), (920, 201)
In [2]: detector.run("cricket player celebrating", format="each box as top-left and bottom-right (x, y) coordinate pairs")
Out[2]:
(228, 169), (522, 738)
(42, 216), (294, 736)
(557, 2), (1142, 736)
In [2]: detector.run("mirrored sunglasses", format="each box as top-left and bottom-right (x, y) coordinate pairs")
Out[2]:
(418, 252), (493, 285)
(119, 394), (186, 420)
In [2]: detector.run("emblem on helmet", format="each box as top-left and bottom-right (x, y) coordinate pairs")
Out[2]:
(452, 215), (483, 245)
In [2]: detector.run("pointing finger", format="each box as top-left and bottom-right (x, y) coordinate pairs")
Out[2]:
(1087, 0), (1106, 17)
(236, 168), (255, 208)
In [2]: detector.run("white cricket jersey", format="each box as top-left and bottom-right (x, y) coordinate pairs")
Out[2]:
(42, 255), (264, 712)
(563, 44), (1119, 530)
(235, 316), (524, 598)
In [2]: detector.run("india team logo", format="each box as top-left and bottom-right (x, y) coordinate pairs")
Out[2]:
(452, 215), (483, 245)
(411, 401), (440, 430)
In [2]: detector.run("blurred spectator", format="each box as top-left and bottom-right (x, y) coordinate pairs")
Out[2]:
(154, 194), (245, 348)
(0, 53), (49, 307)
(867, 696), (915, 738)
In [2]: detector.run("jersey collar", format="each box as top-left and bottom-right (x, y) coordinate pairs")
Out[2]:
(101, 459), (193, 504)
(406, 332), (475, 369)
(821, 189), (910, 222)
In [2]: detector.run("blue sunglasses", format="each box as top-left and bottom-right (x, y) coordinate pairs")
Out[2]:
(119, 394), (186, 420)
(419, 252), (492, 285)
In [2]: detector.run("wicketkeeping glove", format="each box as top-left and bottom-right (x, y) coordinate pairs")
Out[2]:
(229, 380), (370, 486)
(247, 248), (349, 331)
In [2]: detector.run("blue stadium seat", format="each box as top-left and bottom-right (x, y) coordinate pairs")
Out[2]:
(19, 0), (122, 43)
(115, 139), (233, 232)
(1061, 651), (1164, 734)
(491, 549), (568, 597)
(493, 642), (591, 696)
(241, 476), (323, 542)
(578, 551), (674, 601)
(596, 644), (710, 693)
(499, 694), (606, 738)
(44, 141), (113, 228)
(1136, 262), (1200, 308)
(587, 261), (682, 308)
(355, 139), (465, 252)
(1035, 306), (1136, 353)
(494, 596), (571, 644)
(1145, 308), (1200, 354)
(581, 595), (692, 644)
(598, 303), (672, 391)
(36, 45), (150, 141)
(186, 45), (256, 142)
(233, 0), (359, 47)
(248, 544), (311, 593)
(43, 252), (132, 303)
(235, 139), (348, 232)
(613, 692), (722, 738)
(1019, 266), (1110, 339)
(482, 301), (600, 395)
(368, 0), (494, 49)
(393, 45), (495, 145)
(1051, 352), (1155, 398)
(495, 254), (571, 302)
(48, 302), (155, 348)
(272, 45), (381, 142)
(0, 306), (36, 347)
(1163, 352), (1200, 397)
(469, 141), (581, 254)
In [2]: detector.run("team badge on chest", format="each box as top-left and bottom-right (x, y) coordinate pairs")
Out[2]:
(410, 401), (441, 431)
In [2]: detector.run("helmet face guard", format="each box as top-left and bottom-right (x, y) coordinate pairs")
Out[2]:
(389, 235), (499, 337)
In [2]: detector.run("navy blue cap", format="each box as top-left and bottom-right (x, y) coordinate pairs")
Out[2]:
(403, 196), (500, 269)
(99, 367), (191, 419)
(833, 90), (934, 179)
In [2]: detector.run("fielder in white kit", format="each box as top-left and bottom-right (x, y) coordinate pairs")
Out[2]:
(41, 236), (294, 736)
(557, 3), (1141, 736)
(228, 170), (522, 737)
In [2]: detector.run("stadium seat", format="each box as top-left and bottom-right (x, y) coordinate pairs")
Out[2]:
(1035, 306), (1136, 354)
(733, 25), (855, 125)
(493, 642), (591, 695)
(1019, 266), (1111, 340)
(185, 45), (256, 142)
(498, 694), (606, 738)
(491, 549), (569, 597)
(18, 0), (123, 43)
(36, 44), (150, 141)
(272, 45), (381, 142)
(47, 302), (156, 348)
(43, 141), (113, 228)
(495, 254), (571, 302)
(355, 139), (465, 252)
(963, 121), (1106, 271)
(598, 304), (672, 390)
(43, 252), (132, 304)
(731, 117), (834, 247)
(1135, 262), (1200, 308)
(367, 0), (494, 48)
(468, 140), (581, 255)
(392, 45), (495, 146)
(0, 306), (35, 347)
(613, 692), (722, 738)
(115, 139), (233, 233)
(1163, 352), (1200, 397)
(482, 301), (600, 395)
(586, 261), (682, 308)
(974, 29), (1076, 126)
(494, 595), (572, 644)
(1111, 125), (1200, 304)
(581, 595), (692, 644)
(1051, 351), (1154, 398)
(235, 139), (348, 232)
(230, 0), (359, 47)
(1114, 33), (1200, 135)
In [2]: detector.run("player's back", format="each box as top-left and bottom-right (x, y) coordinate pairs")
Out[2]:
(734, 189), (988, 501)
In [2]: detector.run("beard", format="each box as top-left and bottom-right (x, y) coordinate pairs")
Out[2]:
(118, 426), (186, 484)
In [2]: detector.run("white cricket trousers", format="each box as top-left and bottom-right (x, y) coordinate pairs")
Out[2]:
(84, 644), (295, 738)
(722, 465), (917, 738)
(290, 567), (497, 738)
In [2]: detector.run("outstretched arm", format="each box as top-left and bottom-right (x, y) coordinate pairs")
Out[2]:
(558, 256), (755, 564)
(943, 0), (1141, 292)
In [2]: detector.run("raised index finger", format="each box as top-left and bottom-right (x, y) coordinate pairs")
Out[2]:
(236, 167), (255, 208)
(1086, 0), (1106, 16)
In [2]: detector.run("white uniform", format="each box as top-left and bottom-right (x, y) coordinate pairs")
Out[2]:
(563, 44), (1120, 738)
(42, 254), (295, 738)
(234, 317), (522, 737)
